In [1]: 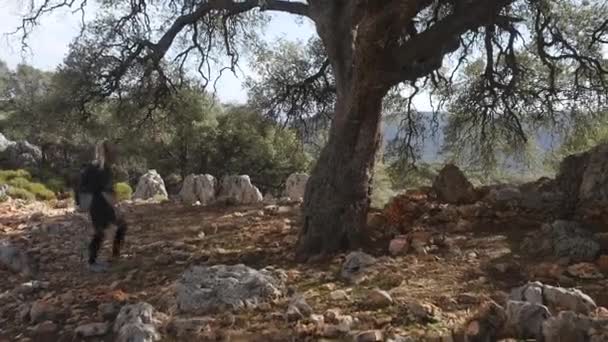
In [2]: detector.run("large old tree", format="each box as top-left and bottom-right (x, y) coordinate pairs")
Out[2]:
(17, 0), (608, 260)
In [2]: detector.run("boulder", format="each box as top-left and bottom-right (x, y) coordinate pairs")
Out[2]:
(0, 133), (14, 153)
(113, 302), (162, 342)
(283, 173), (309, 201)
(133, 170), (168, 200)
(503, 300), (550, 340)
(340, 251), (376, 283)
(217, 175), (263, 205)
(2, 140), (42, 169)
(510, 281), (597, 314)
(542, 311), (596, 342)
(179, 174), (217, 205)
(556, 143), (608, 217)
(432, 164), (477, 204)
(176, 264), (285, 314)
(0, 239), (38, 277)
(577, 143), (608, 213)
(544, 220), (600, 262)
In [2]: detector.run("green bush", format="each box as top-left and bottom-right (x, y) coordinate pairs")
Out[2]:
(113, 182), (133, 201)
(8, 177), (32, 189)
(27, 182), (56, 201)
(0, 169), (32, 183)
(7, 187), (35, 201)
(1, 171), (56, 201)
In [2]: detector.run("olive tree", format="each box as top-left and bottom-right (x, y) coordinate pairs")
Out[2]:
(16, 0), (608, 261)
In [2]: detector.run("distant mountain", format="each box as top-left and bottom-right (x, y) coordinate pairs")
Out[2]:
(380, 112), (566, 163)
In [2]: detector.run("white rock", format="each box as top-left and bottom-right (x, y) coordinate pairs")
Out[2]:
(0, 239), (38, 277)
(179, 174), (217, 205)
(510, 281), (597, 314)
(176, 264), (285, 314)
(113, 302), (161, 342)
(133, 170), (168, 200)
(0, 133), (15, 152)
(217, 175), (263, 205)
(283, 173), (309, 201)
(341, 251), (376, 283)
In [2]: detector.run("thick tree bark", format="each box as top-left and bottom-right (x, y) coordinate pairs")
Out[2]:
(296, 83), (385, 261)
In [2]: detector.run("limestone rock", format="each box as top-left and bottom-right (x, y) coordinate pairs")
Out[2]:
(75, 322), (110, 337)
(340, 251), (376, 283)
(283, 173), (309, 201)
(0, 184), (8, 199)
(133, 170), (168, 200)
(523, 220), (600, 262)
(576, 143), (608, 209)
(432, 164), (477, 204)
(510, 281), (597, 314)
(556, 143), (608, 218)
(0, 133), (14, 152)
(2, 140), (42, 168)
(217, 175), (263, 205)
(113, 302), (161, 342)
(176, 264), (285, 314)
(503, 300), (551, 340)
(179, 174), (217, 205)
(548, 220), (600, 262)
(0, 239), (38, 277)
(542, 311), (593, 342)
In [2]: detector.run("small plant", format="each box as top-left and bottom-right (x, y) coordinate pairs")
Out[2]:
(113, 182), (133, 201)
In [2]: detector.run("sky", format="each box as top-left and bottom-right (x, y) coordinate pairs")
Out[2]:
(0, 1), (437, 110)
(0, 1), (318, 104)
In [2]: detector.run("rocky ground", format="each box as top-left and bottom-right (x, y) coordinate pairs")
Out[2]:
(0, 191), (608, 341)
(0, 181), (607, 342)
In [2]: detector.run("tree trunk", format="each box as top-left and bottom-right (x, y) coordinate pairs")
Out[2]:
(296, 84), (385, 261)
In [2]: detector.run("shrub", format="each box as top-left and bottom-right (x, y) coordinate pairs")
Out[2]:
(7, 187), (35, 201)
(2, 173), (56, 201)
(0, 169), (32, 183)
(8, 177), (32, 189)
(27, 182), (56, 201)
(113, 182), (133, 201)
